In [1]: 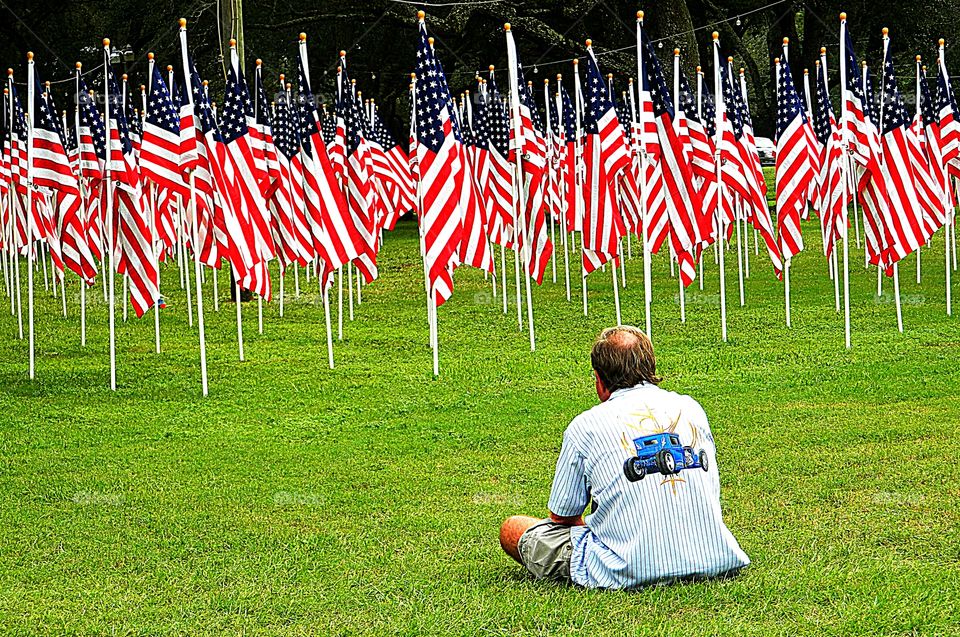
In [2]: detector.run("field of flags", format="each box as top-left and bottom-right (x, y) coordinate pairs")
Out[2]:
(2, 10), (959, 394)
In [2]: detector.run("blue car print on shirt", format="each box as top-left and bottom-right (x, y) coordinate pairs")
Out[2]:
(623, 432), (709, 482)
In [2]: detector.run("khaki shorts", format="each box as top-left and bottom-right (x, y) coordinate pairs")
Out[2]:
(517, 520), (574, 581)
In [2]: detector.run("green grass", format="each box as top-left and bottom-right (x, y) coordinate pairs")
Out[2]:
(1, 213), (959, 636)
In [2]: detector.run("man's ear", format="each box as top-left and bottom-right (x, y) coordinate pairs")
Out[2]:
(595, 371), (611, 403)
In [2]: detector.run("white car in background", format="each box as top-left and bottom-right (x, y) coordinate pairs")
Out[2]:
(755, 136), (776, 166)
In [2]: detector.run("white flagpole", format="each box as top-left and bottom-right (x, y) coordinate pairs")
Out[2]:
(55, 98), (68, 317)
(101, 41), (117, 388)
(180, 84), (194, 328)
(120, 73), (130, 323)
(739, 68), (753, 280)
(625, 82), (635, 266)
(332, 77), (344, 339)
(732, 58), (746, 309)
(72, 64), (89, 346)
(253, 62), (264, 337)
(413, 17), (439, 375)
(543, 79), (558, 285)
(0, 117), (7, 299)
(573, 58), (588, 317)
(25, 55), (36, 378)
(775, 53), (789, 326)
(144, 59), (161, 353)
(179, 19), (209, 395)
(637, 13), (653, 337)
(8, 75), (23, 341)
(226, 42), (245, 361)
(818, 52), (841, 315)
(878, 28), (903, 333)
(166, 65), (186, 295)
(673, 48), (687, 322)
(695, 67), (706, 291)
(299, 32), (333, 367)
(556, 75), (571, 301)
(862, 60), (872, 271)
(712, 32), (728, 341)
(915, 55), (923, 285)
(410, 74), (432, 329)
(939, 39), (953, 315)
(505, 24), (536, 351)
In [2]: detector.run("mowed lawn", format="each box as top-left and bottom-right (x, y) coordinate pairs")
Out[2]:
(1, 210), (959, 635)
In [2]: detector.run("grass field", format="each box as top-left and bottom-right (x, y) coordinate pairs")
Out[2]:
(2, 207), (959, 635)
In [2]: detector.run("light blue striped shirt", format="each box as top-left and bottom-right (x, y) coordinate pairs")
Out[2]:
(548, 383), (750, 589)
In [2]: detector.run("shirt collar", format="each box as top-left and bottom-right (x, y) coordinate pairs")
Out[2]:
(609, 383), (652, 400)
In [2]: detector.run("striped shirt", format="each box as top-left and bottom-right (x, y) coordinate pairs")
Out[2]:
(548, 383), (750, 589)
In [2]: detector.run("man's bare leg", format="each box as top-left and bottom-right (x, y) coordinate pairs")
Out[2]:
(499, 515), (543, 564)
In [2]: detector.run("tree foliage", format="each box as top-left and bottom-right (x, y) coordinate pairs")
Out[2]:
(1, 0), (958, 137)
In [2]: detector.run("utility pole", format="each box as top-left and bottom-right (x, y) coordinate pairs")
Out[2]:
(220, 0), (245, 75)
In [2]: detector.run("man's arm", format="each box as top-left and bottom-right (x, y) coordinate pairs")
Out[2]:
(547, 422), (590, 525)
(549, 511), (585, 526)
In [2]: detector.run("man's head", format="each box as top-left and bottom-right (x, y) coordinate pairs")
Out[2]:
(591, 326), (660, 401)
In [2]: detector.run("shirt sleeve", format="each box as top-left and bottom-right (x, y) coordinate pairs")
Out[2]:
(547, 420), (590, 517)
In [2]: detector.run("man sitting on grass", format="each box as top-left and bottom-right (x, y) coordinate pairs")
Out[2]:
(500, 325), (750, 589)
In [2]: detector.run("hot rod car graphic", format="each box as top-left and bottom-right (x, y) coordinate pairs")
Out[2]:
(623, 433), (709, 482)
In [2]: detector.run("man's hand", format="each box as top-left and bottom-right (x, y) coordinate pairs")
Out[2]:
(549, 512), (585, 526)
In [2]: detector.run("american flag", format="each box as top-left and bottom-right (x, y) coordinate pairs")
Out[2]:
(271, 80), (314, 267)
(1, 95), (12, 224)
(812, 58), (845, 261)
(321, 106), (336, 145)
(141, 63), (186, 197)
(557, 82), (579, 235)
(910, 64), (948, 238)
(774, 57), (813, 262)
(175, 55), (223, 270)
(840, 26), (891, 268)
(935, 55), (960, 178)
(413, 18), (463, 305)
(232, 61), (277, 272)
(465, 84), (497, 246)
(31, 71), (96, 285)
(919, 65), (955, 222)
(721, 65), (783, 274)
(338, 63), (379, 283)
(430, 43), (490, 277)
(580, 45), (629, 275)
(29, 82), (59, 264)
(678, 69), (717, 238)
(609, 79), (643, 239)
(217, 54), (272, 299)
(8, 81), (29, 252)
(75, 76), (106, 259)
(545, 82), (564, 228)
(295, 49), (358, 287)
(251, 63), (281, 200)
(714, 66), (747, 230)
(638, 32), (704, 286)
(505, 34), (550, 283)
(105, 58), (160, 317)
(876, 36), (937, 266)
(483, 70), (516, 249)
(368, 103), (414, 231)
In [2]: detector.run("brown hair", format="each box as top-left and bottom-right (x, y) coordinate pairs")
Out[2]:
(590, 326), (661, 392)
